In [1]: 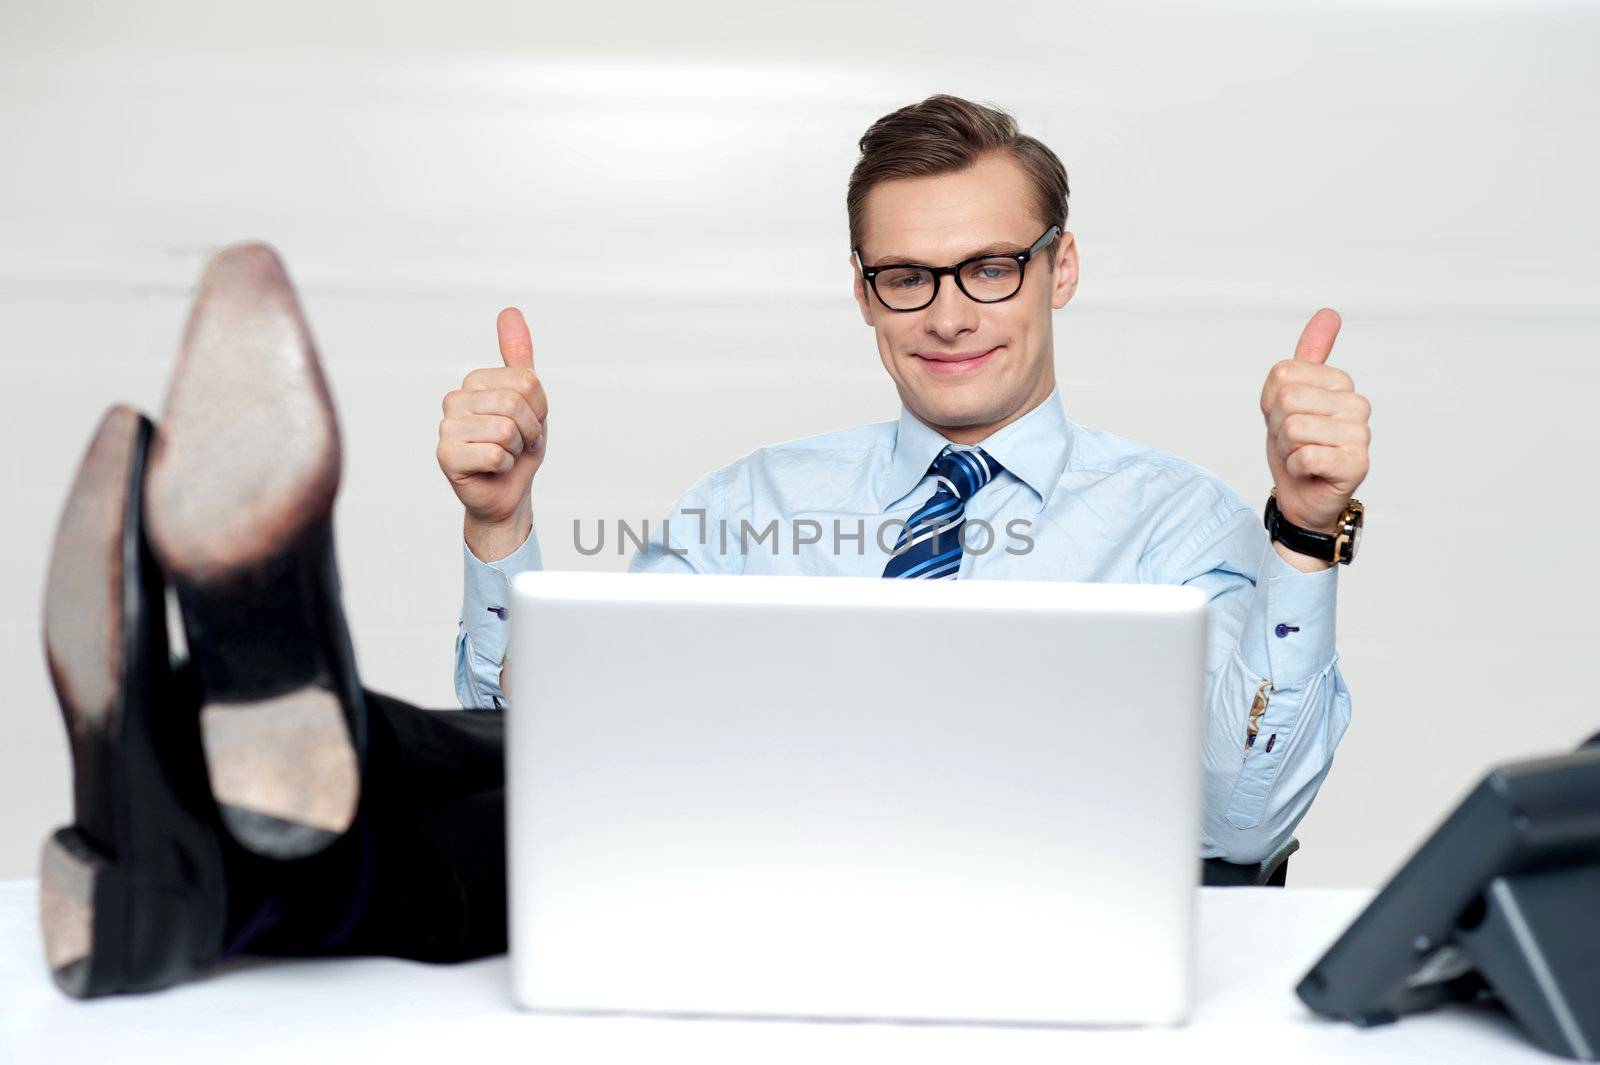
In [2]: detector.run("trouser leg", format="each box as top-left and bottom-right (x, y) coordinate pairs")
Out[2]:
(362, 690), (505, 803)
(232, 692), (509, 963)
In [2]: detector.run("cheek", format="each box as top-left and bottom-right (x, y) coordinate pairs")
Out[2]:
(990, 309), (1029, 350)
(874, 318), (914, 356)
(1002, 296), (1051, 346)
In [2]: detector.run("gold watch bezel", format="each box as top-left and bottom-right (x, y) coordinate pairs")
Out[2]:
(1332, 498), (1364, 564)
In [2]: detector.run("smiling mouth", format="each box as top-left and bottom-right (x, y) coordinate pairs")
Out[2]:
(913, 346), (998, 377)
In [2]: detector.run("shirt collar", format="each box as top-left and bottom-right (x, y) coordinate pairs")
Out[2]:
(883, 386), (1073, 509)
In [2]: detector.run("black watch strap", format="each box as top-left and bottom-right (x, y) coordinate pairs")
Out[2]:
(1264, 492), (1360, 565)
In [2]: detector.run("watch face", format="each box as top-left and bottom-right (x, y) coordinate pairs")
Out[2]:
(1350, 522), (1362, 560)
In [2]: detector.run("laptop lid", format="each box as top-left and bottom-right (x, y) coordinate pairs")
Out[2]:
(507, 571), (1207, 1025)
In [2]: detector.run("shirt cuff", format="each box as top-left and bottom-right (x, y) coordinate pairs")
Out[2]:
(460, 527), (543, 668)
(1238, 538), (1339, 688)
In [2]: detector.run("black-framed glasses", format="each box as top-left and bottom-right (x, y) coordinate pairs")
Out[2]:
(855, 225), (1061, 312)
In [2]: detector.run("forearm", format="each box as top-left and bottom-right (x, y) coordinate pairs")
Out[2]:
(454, 523), (543, 709)
(1202, 652), (1351, 864)
(1199, 540), (1348, 863)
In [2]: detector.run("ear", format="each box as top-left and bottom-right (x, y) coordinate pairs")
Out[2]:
(849, 251), (875, 327)
(1050, 231), (1080, 310)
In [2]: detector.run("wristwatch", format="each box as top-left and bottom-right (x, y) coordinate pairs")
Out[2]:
(1263, 489), (1364, 565)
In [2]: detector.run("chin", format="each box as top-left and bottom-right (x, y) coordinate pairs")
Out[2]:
(906, 384), (1005, 431)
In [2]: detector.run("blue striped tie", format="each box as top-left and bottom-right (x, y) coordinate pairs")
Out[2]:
(883, 446), (1004, 580)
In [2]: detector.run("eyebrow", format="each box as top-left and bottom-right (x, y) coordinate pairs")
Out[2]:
(863, 240), (1030, 267)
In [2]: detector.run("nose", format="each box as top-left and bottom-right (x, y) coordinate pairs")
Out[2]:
(922, 274), (980, 342)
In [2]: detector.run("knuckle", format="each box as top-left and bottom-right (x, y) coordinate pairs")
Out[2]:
(1270, 360), (1296, 384)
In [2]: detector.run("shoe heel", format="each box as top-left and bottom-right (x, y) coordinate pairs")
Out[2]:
(40, 828), (121, 998)
(174, 522), (364, 860)
(41, 828), (221, 998)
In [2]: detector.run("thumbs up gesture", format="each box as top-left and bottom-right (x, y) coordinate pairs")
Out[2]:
(1259, 308), (1371, 545)
(437, 308), (549, 559)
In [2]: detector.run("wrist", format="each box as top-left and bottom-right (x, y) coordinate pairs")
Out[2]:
(465, 500), (533, 563)
(1275, 500), (1340, 536)
(1271, 538), (1334, 573)
(1264, 489), (1363, 567)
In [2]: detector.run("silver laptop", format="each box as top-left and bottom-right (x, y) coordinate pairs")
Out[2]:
(505, 571), (1208, 1026)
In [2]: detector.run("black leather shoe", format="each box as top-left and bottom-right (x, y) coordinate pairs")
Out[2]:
(145, 242), (367, 861)
(40, 406), (228, 997)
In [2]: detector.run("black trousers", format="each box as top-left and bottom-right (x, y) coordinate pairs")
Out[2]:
(230, 691), (509, 964)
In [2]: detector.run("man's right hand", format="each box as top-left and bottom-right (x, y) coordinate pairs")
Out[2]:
(437, 307), (548, 561)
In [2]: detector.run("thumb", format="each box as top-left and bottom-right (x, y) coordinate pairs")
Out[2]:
(1293, 307), (1342, 365)
(496, 307), (534, 369)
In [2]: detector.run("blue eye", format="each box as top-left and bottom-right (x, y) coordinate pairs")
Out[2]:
(968, 261), (1019, 282)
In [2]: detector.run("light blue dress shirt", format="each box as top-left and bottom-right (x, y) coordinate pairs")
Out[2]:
(455, 387), (1351, 864)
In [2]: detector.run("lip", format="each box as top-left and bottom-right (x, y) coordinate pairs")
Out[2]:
(913, 346), (998, 377)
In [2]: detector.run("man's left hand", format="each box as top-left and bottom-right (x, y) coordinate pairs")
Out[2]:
(1259, 308), (1371, 560)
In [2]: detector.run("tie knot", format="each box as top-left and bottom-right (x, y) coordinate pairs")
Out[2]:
(931, 446), (1001, 499)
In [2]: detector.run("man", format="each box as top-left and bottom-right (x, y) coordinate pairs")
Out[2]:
(441, 95), (1371, 864)
(38, 94), (1367, 998)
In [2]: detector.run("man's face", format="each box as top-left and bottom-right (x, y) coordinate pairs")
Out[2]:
(851, 152), (1078, 443)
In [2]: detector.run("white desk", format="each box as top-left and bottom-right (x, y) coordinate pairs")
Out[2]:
(0, 880), (1547, 1064)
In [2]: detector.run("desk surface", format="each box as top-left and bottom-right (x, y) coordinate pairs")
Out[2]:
(0, 880), (1547, 1064)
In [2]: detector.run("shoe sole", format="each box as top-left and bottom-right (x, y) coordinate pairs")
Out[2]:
(144, 242), (363, 860)
(40, 407), (219, 996)
(40, 406), (142, 995)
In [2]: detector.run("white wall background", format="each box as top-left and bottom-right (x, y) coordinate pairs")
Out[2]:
(2, 0), (1597, 887)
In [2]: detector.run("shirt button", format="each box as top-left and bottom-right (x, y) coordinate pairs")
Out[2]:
(1274, 623), (1300, 638)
